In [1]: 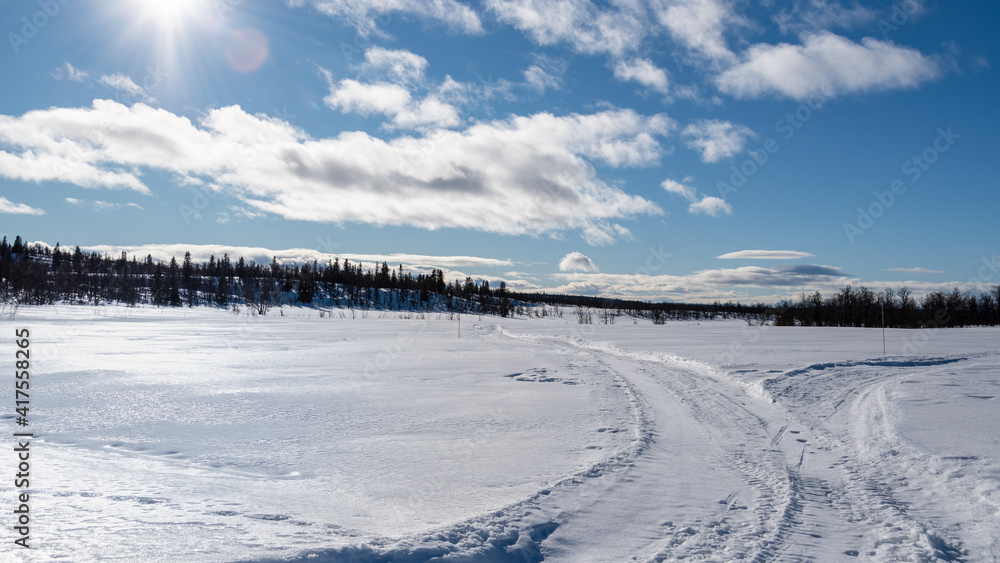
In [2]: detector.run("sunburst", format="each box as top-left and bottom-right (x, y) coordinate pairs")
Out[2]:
(125, 0), (216, 60)
(134, 0), (204, 30)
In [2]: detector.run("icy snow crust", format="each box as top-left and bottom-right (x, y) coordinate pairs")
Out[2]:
(3, 306), (998, 562)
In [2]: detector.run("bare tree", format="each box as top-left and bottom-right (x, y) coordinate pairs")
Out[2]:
(243, 276), (277, 316)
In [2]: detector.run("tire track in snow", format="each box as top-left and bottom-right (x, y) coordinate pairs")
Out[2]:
(643, 367), (797, 562)
(495, 327), (804, 562)
(494, 330), (996, 561)
(753, 354), (1000, 561)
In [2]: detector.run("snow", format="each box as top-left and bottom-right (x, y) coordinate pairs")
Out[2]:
(2, 305), (998, 562)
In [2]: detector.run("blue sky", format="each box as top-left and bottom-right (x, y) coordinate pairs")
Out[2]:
(1, 0), (997, 302)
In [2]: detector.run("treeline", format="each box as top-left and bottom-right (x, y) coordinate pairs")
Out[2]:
(2, 235), (998, 327)
(772, 286), (1000, 328)
(0, 236), (757, 322)
(0, 236), (520, 315)
(0, 236), (770, 322)
(509, 291), (771, 323)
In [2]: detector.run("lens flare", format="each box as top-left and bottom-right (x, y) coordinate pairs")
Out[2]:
(225, 28), (269, 73)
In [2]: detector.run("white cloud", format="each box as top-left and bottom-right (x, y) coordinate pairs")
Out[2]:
(558, 251), (599, 272)
(324, 79), (413, 115)
(575, 224), (633, 246)
(0, 150), (148, 193)
(324, 78), (461, 130)
(547, 264), (852, 302)
(216, 205), (268, 224)
(662, 177), (731, 217)
(0, 196), (44, 215)
(324, 50), (464, 130)
(439, 74), (517, 108)
(661, 178), (697, 201)
(885, 267), (944, 274)
(547, 263), (992, 303)
(652, 0), (739, 63)
(483, 0), (744, 83)
(681, 119), (754, 162)
(99, 73), (156, 102)
(498, 110), (674, 167)
(292, 0), (483, 35)
(65, 197), (143, 212)
(487, 0), (646, 57)
(717, 250), (816, 260)
(80, 243), (514, 270)
(363, 47), (429, 82)
(0, 100), (209, 193)
(524, 65), (561, 93)
(688, 196), (732, 217)
(52, 62), (88, 82)
(0, 100), (667, 244)
(613, 58), (670, 94)
(439, 60), (565, 108)
(92, 200), (123, 211)
(613, 223), (634, 240)
(773, 0), (876, 34)
(716, 32), (941, 99)
(392, 96), (462, 129)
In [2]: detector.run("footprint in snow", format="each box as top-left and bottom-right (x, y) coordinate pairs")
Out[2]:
(246, 513), (290, 521)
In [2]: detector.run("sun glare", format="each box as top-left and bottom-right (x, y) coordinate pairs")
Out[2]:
(131, 0), (206, 34)
(107, 0), (268, 97)
(117, 0), (226, 73)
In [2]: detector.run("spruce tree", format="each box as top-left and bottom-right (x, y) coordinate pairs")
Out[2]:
(168, 257), (182, 306)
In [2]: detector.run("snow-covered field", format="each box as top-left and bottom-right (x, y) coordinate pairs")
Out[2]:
(2, 305), (998, 562)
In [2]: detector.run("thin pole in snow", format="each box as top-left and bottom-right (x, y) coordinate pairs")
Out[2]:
(881, 302), (886, 357)
(458, 311), (461, 339)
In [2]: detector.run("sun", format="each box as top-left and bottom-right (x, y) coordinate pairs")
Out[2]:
(117, 0), (219, 70)
(152, 1), (196, 21)
(137, 0), (203, 28)
(124, 0), (214, 40)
